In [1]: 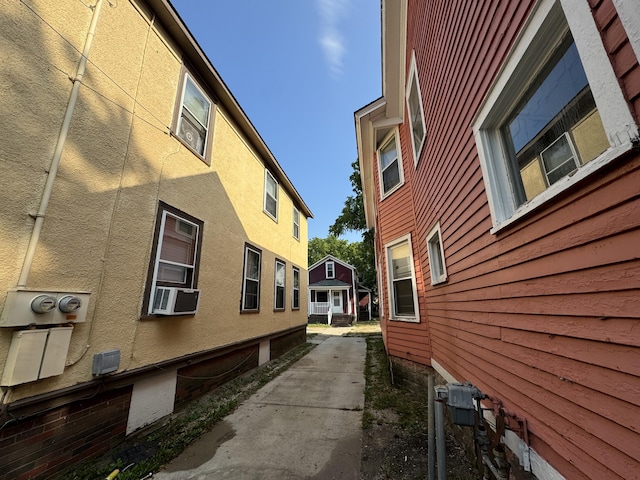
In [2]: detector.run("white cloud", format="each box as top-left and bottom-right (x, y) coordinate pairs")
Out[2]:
(316, 0), (350, 79)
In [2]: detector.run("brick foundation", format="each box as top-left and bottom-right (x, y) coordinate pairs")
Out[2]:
(174, 344), (259, 410)
(269, 327), (305, 360)
(0, 387), (132, 480)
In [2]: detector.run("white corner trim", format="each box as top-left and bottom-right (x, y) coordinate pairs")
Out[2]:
(560, 0), (638, 145)
(613, 0), (640, 65)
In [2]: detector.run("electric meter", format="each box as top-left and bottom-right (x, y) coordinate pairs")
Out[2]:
(30, 295), (58, 314)
(58, 295), (82, 313)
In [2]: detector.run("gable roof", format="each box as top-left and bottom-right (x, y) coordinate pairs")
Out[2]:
(308, 254), (356, 272)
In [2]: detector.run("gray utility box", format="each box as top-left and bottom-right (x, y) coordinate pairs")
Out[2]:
(446, 382), (482, 427)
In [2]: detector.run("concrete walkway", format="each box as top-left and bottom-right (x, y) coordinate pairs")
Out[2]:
(153, 333), (367, 479)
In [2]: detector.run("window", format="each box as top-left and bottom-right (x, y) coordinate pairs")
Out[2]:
(146, 203), (203, 315)
(242, 245), (261, 311)
(274, 260), (286, 311)
(426, 222), (447, 285)
(292, 266), (300, 309)
(473, 0), (637, 231)
(386, 235), (419, 322)
(407, 52), (426, 165)
(326, 261), (335, 279)
(176, 73), (213, 160)
(378, 131), (404, 197)
(264, 170), (278, 220)
(292, 207), (300, 240)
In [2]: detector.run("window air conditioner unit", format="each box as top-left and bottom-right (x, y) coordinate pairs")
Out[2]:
(153, 287), (200, 315)
(179, 117), (204, 154)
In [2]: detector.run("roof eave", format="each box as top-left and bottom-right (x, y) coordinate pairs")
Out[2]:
(145, 0), (313, 219)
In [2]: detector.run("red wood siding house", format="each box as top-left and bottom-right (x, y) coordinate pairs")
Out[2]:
(356, 0), (640, 479)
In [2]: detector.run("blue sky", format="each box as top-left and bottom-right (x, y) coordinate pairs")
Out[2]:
(170, 0), (381, 242)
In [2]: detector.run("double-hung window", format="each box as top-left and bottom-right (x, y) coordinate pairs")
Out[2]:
(176, 73), (213, 161)
(378, 131), (404, 197)
(426, 222), (447, 285)
(242, 245), (261, 311)
(146, 203), (203, 315)
(292, 207), (300, 240)
(473, 0), (637, 231)
(274, 260), (286, 311)
(264, 170), (278, 220)
(386, 235), (419, 322)
(407, 52), (426, 165)
(292, 266), (300, 309)
(326, 261), (335, 279)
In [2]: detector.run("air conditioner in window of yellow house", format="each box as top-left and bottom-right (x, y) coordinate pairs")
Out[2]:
(152, 287), (200, 315)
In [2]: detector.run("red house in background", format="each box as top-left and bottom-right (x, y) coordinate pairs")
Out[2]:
(308, 255), (370, 326)
(355, 0), (639, 479)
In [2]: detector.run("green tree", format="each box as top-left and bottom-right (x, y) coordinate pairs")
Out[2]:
(328, 159), (376, 291)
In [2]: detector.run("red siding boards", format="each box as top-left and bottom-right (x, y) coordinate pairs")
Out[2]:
(432, 330), (635, 480)
(370, 0), (640, 478)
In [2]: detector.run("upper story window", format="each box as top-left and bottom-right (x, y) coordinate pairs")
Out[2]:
(473, 0), (637, 231)
(326, 261), (335, 279)
(264, 170), (278, 221)
(426, 222), (447, 285)
(292, 207), (300, 240)
(386, 234), (419, 322)
(176, 73), (214, 162)
(407, 52), (426, 165)
(242, 244), (261, 312)
(145, 203), (203, 315)
(292, 266), (300, 309)
(378, 131), (404, 197)
(274, 260), (286, 311)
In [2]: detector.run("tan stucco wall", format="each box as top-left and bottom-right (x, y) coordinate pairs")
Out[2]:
(0, 0), (309, 402)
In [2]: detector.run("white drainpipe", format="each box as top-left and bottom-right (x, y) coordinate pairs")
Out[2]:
(17, 0), (104, 287)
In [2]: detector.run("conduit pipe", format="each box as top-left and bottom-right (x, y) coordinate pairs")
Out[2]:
(17, 0), (104, 287)
(434, 385), (448, 480)
(428, 373), (435, 480)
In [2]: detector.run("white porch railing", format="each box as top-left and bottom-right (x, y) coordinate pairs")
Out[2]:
(310, 302), (331, 315)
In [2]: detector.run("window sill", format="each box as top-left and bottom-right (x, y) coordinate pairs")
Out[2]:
(381, 182), (404, 200)
(139, 313), (195, 320)
(390, 316), (420, 323)
(490, 141), (636, 234)
(240, 309), (260, 314)
(263, 209), (278, 223)
(170, 131), (211, 166)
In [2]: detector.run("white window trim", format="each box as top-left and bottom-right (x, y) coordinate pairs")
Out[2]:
(274, 259), (286, 310)
(326, 261), (335, 279)
(242, 245), (261, 311)
(263, 170), (279, 221)
(472, 0), (638, 233)
(292, 207), (300, 240)
(426, 222), (448, 285)
(177, 73), (212, 158)
(406, 51), (427, 166)
(377, 129), (405, 199)
(292, 266), (300, 309)
(148, 208), (200, 315)
(385, 234), (420, 323)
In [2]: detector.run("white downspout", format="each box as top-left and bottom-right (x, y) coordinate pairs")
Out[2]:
(17, 0), (104, 287)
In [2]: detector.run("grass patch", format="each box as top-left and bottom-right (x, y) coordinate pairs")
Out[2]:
(61, 341), (315, 480)
(362, 335), (428, 432)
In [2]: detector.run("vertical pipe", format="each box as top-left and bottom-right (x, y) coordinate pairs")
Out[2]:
(428, 373), (436, 480)
(435, 396), (447, 480)
(17, 0), (104, 287)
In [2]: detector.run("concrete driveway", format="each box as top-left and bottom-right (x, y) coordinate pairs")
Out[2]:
(153, 333), (367, 479)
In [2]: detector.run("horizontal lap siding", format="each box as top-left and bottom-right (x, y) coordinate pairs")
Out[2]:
(398, 0), (640, 478)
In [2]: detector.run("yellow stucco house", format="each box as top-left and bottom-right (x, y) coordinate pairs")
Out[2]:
(0, 0), (312, 477)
